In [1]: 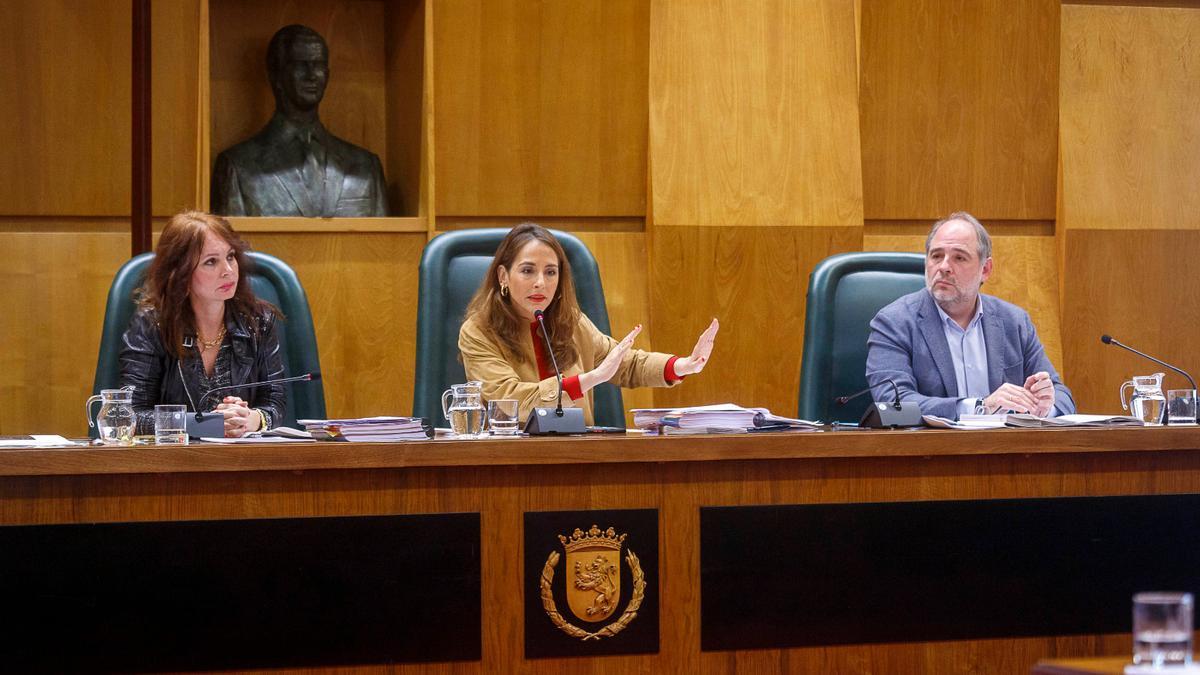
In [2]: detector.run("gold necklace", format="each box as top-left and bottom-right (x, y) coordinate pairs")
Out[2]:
(197, 325), (227, 352)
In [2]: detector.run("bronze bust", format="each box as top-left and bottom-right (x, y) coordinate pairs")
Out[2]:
(212, 25), (389, 217)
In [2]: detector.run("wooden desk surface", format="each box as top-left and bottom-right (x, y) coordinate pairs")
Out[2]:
(3, 427), (1199, 673)
(1, 425), (1198, 477)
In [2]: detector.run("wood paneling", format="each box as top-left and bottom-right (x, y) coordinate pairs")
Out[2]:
(432, 0), (649, 217)
(0, 230), (129, 436)
(1059, 5), (1200, 414)
(151, 0), (203, 215)
(385, 0), (424, 217)
(865, 231), (1066, 379)
(648, 0), (862, 228)
(0, 1), (131, 216)
(1062, 229), (1200, 414)
(241, 232), (425, 418)
(859, 0), (1059, 220)
(208, 0), (390, 194)
(648, 226), (862, 416)
(4, 434), (1198, 672)
(1060, 4), (1200, 230)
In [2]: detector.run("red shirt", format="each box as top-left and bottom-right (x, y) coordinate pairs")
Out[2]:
(529, 320), (682, 401)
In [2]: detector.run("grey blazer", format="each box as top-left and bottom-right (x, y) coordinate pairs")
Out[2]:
(866, 289), (1075, 418)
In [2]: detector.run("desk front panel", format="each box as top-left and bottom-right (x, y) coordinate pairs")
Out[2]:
(1, 430), (1197, 673)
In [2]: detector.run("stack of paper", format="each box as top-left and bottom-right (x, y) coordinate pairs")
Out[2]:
(298, 416), (433, 442)
(631, 404), (820, 433)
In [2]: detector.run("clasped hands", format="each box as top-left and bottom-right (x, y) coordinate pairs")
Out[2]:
(213, 396), (263, 437)
(578, 318), (720, 395)
(981, 371), (1055, 417)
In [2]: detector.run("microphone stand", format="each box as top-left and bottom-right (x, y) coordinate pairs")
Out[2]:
(834, 379), (924, 428)
(525, 311), (586, 435)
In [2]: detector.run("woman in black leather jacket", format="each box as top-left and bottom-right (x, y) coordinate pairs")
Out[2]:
(119, 211), (286, 437)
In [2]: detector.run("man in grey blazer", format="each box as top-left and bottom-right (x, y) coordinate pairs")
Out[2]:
(212, 24), (388, 218)
(866, 212), (1075, 419)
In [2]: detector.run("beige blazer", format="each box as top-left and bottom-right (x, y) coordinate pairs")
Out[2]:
(459, 313), (679, 426)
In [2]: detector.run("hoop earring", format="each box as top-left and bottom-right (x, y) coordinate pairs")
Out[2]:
(500, 283), (509, 298)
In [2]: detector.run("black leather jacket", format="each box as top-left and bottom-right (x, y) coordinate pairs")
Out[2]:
(119, 306), (287, 435)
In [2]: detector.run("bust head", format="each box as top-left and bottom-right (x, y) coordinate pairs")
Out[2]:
(266, 25), (329, 115)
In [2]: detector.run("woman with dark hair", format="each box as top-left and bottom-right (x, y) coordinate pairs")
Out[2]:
(459, 223), (719, 425)
(119, 211), (286, 437)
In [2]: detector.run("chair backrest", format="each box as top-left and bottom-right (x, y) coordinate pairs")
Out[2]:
(798, 252), (926, 424)
(92, 251), (326, 429)
(414, 228), (624, 428)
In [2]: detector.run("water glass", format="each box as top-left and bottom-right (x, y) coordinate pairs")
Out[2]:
(1133, 591), (1193, 668)
(1168, 389), (1199, 426)
(488, 399), (520, 436)
(154, 404), (188, 445)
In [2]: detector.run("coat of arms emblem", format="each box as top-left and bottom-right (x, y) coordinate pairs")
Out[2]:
(539, 525), (646, 641)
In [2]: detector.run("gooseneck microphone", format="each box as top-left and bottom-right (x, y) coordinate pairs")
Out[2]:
(524, 310), (586, 435)
(836, 379), (903, 408)
(1100, 335), (1197, 391)
(532, 310), (565, 417)
(197, 372), (321, 421)
(833, 378), (922, 428)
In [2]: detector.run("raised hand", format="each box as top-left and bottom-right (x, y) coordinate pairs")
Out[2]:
(580, 325), (642, 393)
(673, 318), (719, 376)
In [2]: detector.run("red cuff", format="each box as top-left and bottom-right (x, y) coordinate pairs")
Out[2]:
(562, 374), (584, 401)
(664, 356), (685, 383)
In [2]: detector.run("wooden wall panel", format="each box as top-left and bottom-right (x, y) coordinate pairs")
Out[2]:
(0, 1), (131, 216)
(0, 230), (129, 436)
(648, 0), (862, 228)
(151, 0), (203, 215)
(1061, 4), (1200, 230)
(1060, 5), (1200, 413)
(208, 0), (390, 199)
(859, 0), (1059, 220)
(242, 232), (425, 419)
(865, 232), (1066, 378)
(648, 226), (862, 416)
(432, 0), (649, 217)
(1061, 230), (1200, 414)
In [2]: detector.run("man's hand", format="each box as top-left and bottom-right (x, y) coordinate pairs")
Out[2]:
(1023, 371), (1055, 417)
(981, 382), (1040, 415)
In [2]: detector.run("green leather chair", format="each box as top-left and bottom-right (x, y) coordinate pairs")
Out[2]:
(414, 228), (624, 428)
(798, 252), (926, 424)
(92, 252), (326, 430)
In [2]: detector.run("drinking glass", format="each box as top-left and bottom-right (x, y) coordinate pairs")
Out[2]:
(488, 399), (520, 436)
(1133, 591), (1193, 668)
(154, 404), (188, 445)
(1168, 389), (1199, 426)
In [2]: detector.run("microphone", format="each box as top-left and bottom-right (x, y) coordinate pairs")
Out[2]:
(525, 310), (585, 435)
(836, 379), (902, 407)
(834, 378), (923, 428)
(197, 372), (320, 420)
(1100, 335), (1197, 391)
(184, 372), (319, 438)
(533, 310), (565, 417)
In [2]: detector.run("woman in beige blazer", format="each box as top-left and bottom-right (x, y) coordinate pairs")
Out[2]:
(459, 223), (719, 426)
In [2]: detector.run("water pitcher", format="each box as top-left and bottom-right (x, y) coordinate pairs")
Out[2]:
(442, 380), (486, 437)
(1121, 373), (1166, 425)
(86, 388), (136, 445)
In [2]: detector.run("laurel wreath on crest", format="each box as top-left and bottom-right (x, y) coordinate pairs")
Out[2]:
(539, 548), (646, 641)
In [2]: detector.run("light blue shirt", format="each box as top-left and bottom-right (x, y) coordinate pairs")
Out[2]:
(934, 297), (990, 416)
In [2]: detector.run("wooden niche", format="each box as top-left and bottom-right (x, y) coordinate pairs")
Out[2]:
(207, 0), (424, 229)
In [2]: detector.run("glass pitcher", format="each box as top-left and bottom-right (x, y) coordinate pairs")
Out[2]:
(1121, 373), (1166, 425)
(442, 380), (486, 438)
(86, 388), (136, 445)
